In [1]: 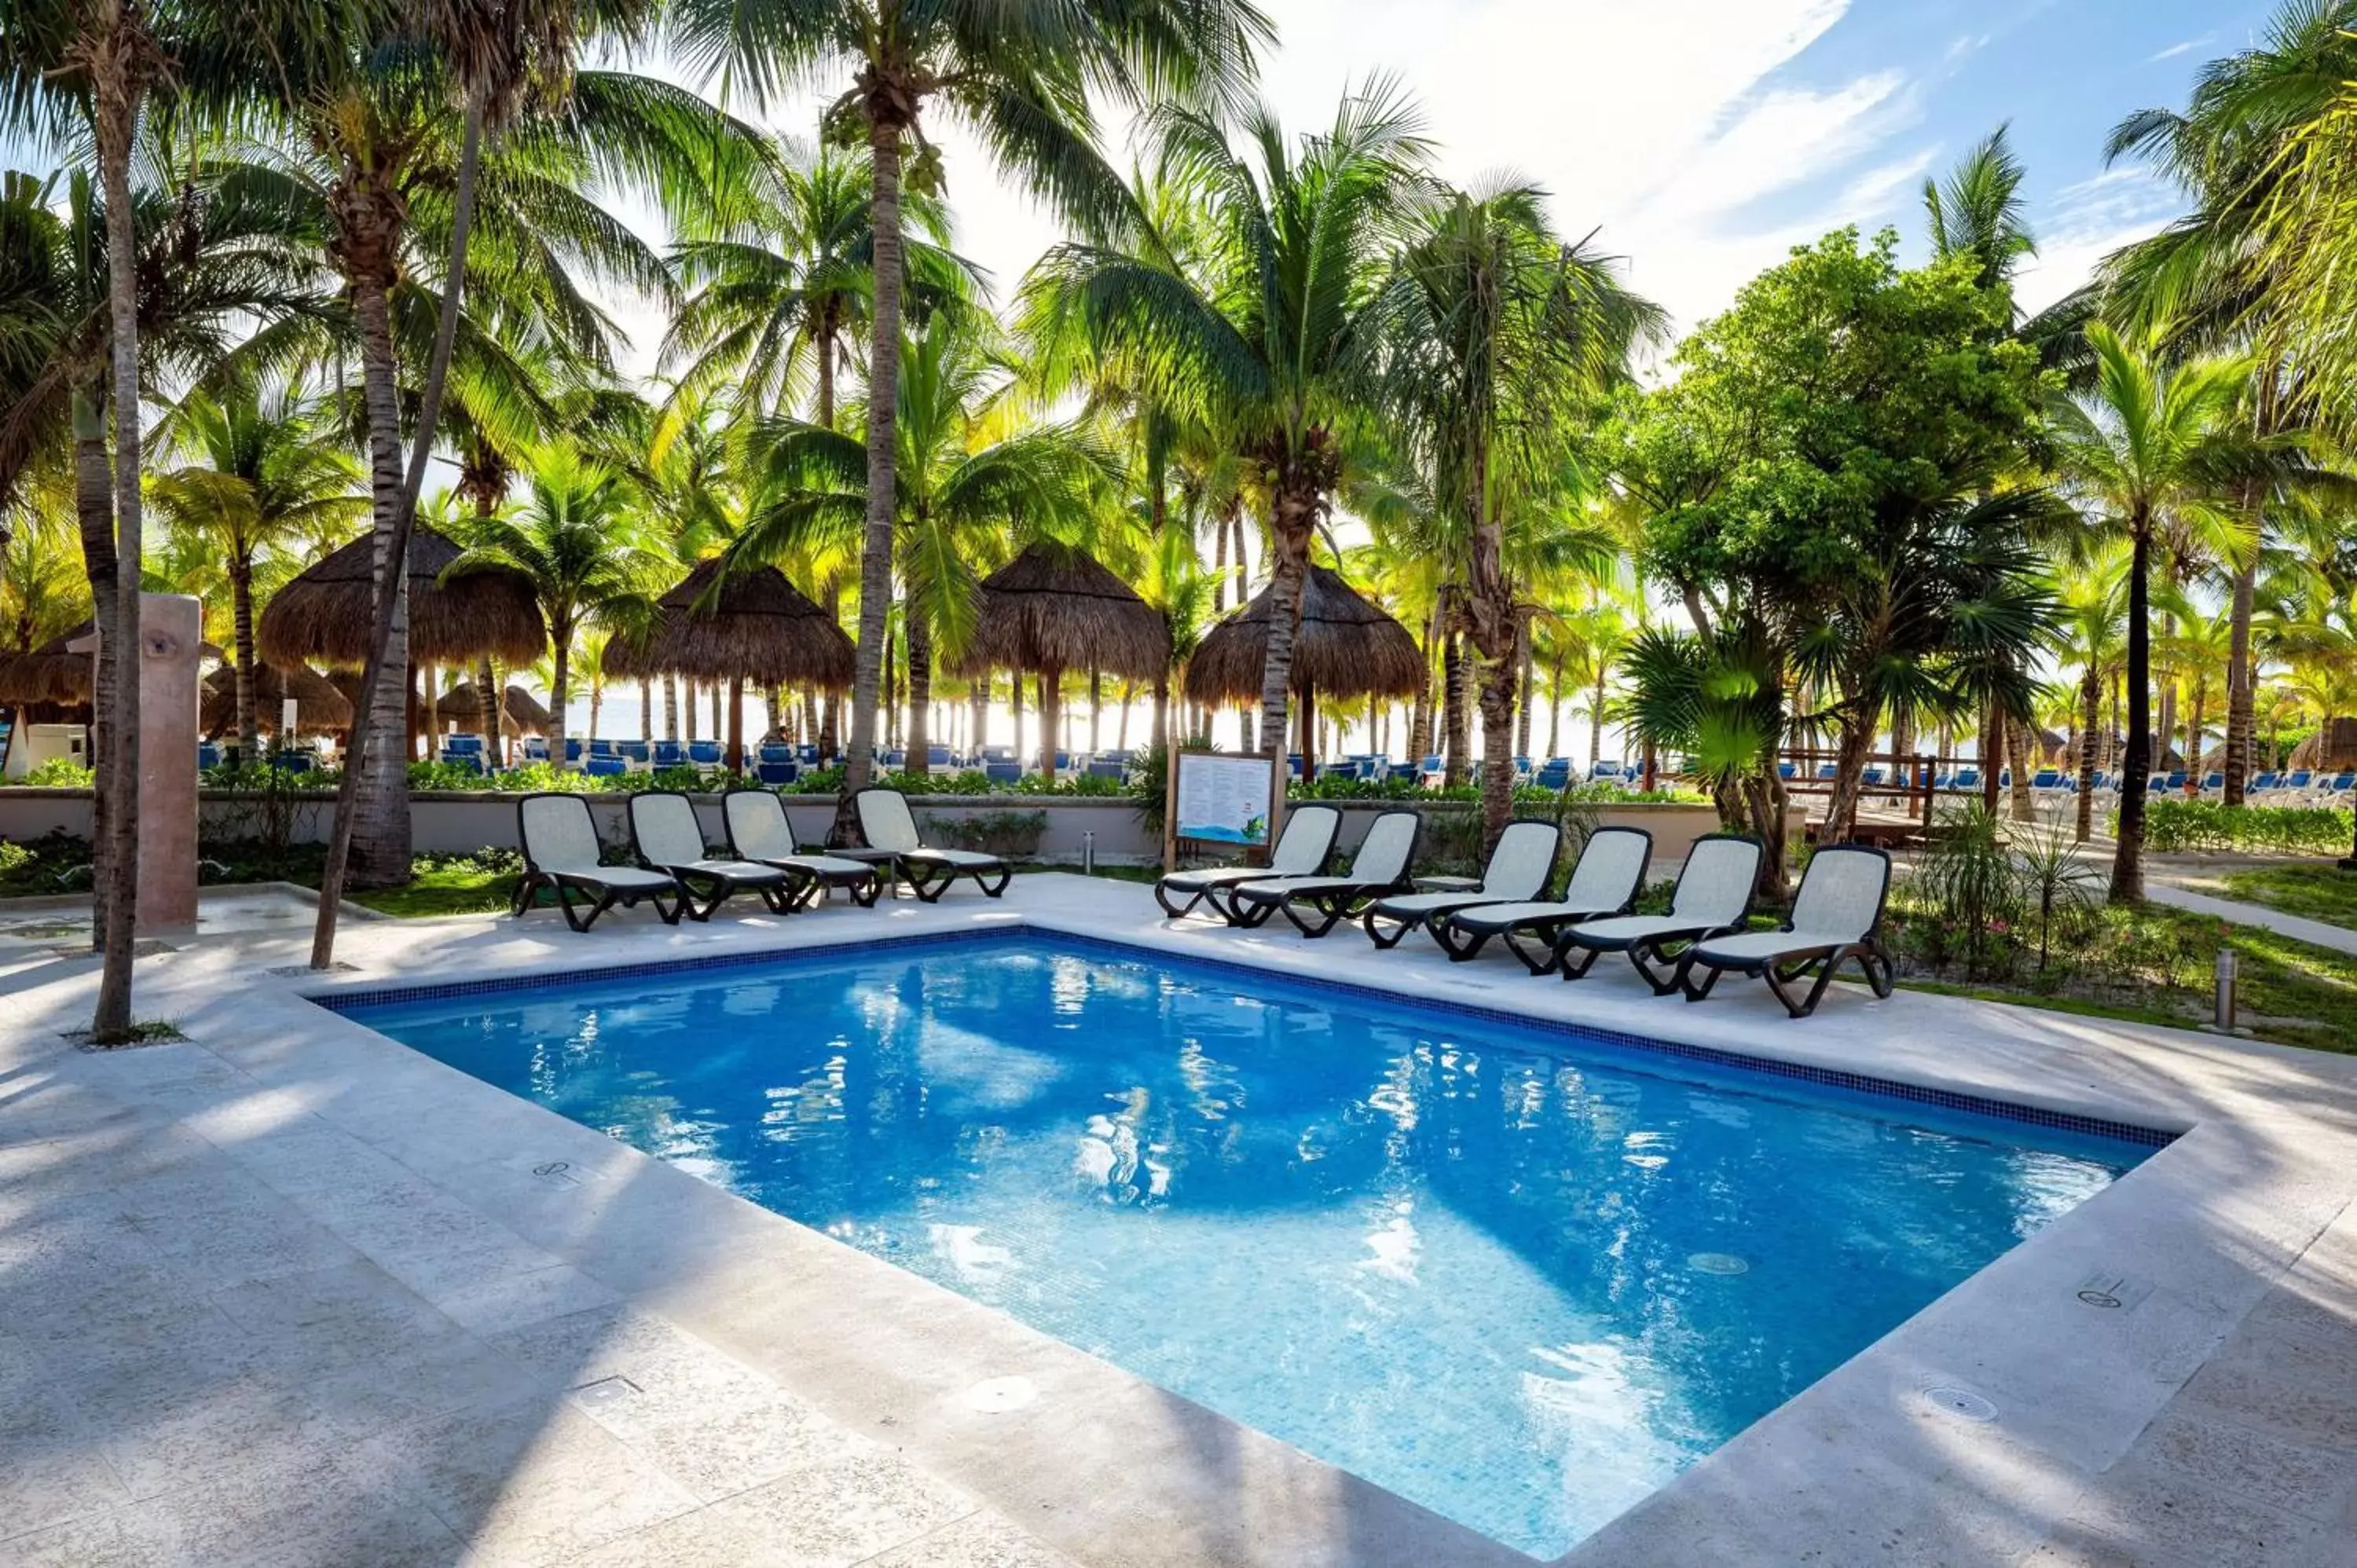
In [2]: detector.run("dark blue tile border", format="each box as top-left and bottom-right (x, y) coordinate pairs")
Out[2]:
(307, 925), (2178, 1151)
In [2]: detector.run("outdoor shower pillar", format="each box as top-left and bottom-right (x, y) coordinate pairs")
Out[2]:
(77, 595), (202, 931)
(137, 595), (202, 929)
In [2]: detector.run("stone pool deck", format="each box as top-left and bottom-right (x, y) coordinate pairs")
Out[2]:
(1, 874), (2352, 1566)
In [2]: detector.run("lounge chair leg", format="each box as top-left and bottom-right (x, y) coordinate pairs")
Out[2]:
(1363, 910), (1409, 949)
(1501, 927), (1558, 975)
(1558, 943), (1601, 981)
(1155, 882), (1198, 920)
(1864, 939), (1897, 998)
(1429, 921), (1486, 962)
(849, 876), (882, 908)
(1230, 897), (1279, 929)
(1283, 896), (1345, 937)
(1628, 942), (1683, 995)
(1677, 955), (1721, 1002)
(909, 866), (948, 903)
(651, 888), (684, 926)
(978, 867), (1010, 898)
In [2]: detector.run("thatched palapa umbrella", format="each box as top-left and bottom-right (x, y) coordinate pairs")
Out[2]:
(1185, 565), (1424, 773)
(604, 557), (854, 772)
(258, 526), (544, 753)
(432, 680), (551, 738)
(200, 664), (354, 740)
(952, 542), (1171, 775)
(0, 620), (105, 709)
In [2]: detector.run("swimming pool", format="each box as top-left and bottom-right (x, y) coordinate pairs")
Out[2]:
(337, 933), (2152, 1556)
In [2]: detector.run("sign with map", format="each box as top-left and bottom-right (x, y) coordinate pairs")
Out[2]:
(1167, 749), (1281, 859)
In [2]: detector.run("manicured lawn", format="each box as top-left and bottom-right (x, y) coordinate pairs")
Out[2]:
(344, 859), (517, 918)
(2217, 863), (2357, 932)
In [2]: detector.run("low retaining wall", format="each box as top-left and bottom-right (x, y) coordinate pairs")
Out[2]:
(0, 788), (1769, 870)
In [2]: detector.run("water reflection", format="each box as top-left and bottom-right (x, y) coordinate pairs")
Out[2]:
(360, 936), (2142, 1558)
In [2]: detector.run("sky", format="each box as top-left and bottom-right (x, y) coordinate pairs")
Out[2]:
(618, 0), (2275, 363)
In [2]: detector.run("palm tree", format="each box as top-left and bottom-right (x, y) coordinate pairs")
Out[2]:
(2045, 324), (2254, 900)
(148, 375), (366, 760)
(1028, 80), (1432, 760)
(446, 443), (658, 766)
(731, 315), (1116, 777)
(669, 0), (1273, 815)
(663, 133), (970, 427)
(1369, 178), (1661, 847)
(2105, 3), (2357, 804)
(2047, 557), (2128, 841)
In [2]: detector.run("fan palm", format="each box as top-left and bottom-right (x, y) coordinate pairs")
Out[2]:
(2046, 324), (2256, 899)
(148, 375), (367, 760)
(666, 0), (1270, 816)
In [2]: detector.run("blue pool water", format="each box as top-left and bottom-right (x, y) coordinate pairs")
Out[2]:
(342, 935), (2146, 1555)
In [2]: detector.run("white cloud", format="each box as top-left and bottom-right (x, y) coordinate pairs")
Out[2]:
(2014, 165), (2182, 313)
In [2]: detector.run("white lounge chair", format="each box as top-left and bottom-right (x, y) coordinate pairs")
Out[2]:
(1556, 833), (1761, 990)
(1429, 826), (1653, 969)
(628, 791), (794, 921)
(1673, 843), (1894, 1018)
(512, 792), (685, 932)
(1359, 819), (1560, 950)
(1228, 810), (1422, 937)
(720, 789), (885, 909)
(852, 786), (1012, 900)
(1155, 804), (1342, 923)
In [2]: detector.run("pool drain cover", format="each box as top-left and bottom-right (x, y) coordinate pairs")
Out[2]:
(1924, 1387), (1997, 1423)
(1687, 1252), (1749, 1276)
(962, 1376), (1038, 1414)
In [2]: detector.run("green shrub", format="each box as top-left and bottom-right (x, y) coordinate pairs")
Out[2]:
(2124, 799), (2352, 855)
(923, 808), (1048, 858)
(21, 757), (95, 788)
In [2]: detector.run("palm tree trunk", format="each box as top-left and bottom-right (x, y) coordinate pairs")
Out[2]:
(1981, 699), (2003, 815)
(230, 555), (260, 764)
(2186, 679), (2207, 792)
(2111, 515), (2154, 903)
(726, 674), (744, 775)
(480, 657), (499, 766)
(2223, 552), (2258, 804)
(1257, 479), (1316, 756)
(1211, 506), (1229, 615)
(550, 636), (570, 774)
(1545, 650), (1563, 758)
(1088, 668), (1102, 754)
(841, 115), (908, 833)
(663, 672), (678, 742)
(2007, 719), (2033, 822)
(640, 677), (651, 752)
(312, 82), (486, 963)
(1037, 665), (1061, 778)
(588, 676), (603, 747)
(1824, 708), (1875, 842)
(424, 667), (442, 760)
(1010, 669), (1025, 770)
(1408, 608), (1435, 761)
(73, 397), (115, 956)
(1118, 683), (1132, 753)
(339, 275), (415, 885)
(91, 31), (152, 1039)
(904, 610), (931, 777)
(1589, 663), (1606, 770)
(2075, 667), (2100, 843)
(1513, 627), (1534, 761)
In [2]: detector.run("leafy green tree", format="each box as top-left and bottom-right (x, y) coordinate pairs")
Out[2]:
(2047, 555), (2128, 841)
(667, 0), (1272, 821)
(148, 375), (367, 760)
(1626, 228), (2046, 859)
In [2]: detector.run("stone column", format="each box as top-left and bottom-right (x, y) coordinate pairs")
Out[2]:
(135, 594), (202, 930)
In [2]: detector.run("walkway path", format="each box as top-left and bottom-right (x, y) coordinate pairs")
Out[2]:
(2146, 881), (2357, 958)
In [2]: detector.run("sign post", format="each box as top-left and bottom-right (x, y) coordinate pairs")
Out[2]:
(1163, 748), (1285, 873)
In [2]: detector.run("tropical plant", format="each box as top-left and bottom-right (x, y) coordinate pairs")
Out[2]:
(446, 443), (658, 764)
(667, 0), (1273, 823)
(1366, 178), (1661, 850)
(2044, 323), (2256, 899)
(148, 374), (366, 760)
(2047, 555), (2128, 840)
(1022, 79), (1430, 772)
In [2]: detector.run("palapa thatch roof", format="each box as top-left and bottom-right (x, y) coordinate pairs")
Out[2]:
(431, 680), (550, 737)
(1185, 566), (1424, 705)
(0, 619), (221, 706)
(950, 541), (1169, 679)
(603, 556), (855, 689)
(257, 525), (546, 671)
(200, 663), (354, 738)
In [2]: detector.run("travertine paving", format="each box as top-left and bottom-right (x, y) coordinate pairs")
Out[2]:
(1, 874), (2352, 1566)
